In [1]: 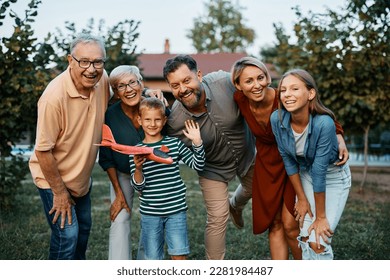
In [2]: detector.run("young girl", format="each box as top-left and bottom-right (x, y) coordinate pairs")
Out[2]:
(270, 69), (351, 260)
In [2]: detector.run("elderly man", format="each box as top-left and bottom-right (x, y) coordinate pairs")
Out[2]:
(29, 33), (109, 260)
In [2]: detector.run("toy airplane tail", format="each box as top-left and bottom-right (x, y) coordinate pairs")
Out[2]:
(99, 123), (117, 146)
(95, 124), (173, 164)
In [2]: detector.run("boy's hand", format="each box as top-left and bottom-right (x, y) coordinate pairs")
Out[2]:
(183, 120), (202, 146)
(134, 154), (146, 170)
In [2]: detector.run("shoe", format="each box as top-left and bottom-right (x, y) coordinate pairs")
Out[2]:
(229, 202), (244, 229)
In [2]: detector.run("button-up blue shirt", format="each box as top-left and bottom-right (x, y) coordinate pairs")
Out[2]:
(270, 109), (339, 193)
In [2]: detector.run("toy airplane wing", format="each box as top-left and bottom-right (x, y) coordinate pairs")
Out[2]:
(95, 124), (173, 164)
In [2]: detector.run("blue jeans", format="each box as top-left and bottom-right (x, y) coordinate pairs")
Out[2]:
(38, 181), (92, 260)
(298, 164), (351, 260)
(138, 211), (190, 260)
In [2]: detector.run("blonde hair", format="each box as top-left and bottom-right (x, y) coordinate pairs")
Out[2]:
(139, 98), (165, 117)
(231, 56), (271, 88)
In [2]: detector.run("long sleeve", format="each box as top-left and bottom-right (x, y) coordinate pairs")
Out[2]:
(178, 141), (205, 171)
(310, 117), (336, 193)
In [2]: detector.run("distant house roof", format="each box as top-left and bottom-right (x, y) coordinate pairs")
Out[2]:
(137, 53), (279, 80)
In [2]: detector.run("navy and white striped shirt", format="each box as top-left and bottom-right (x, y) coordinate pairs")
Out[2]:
(130, 136), (205, 216)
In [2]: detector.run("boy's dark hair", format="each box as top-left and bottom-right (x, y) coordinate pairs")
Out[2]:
(163, 55), (198, 81)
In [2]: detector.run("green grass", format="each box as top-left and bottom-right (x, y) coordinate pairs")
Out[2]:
(0, 163), (389, 260)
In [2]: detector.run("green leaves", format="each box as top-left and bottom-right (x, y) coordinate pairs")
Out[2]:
(0, 0), (44, 154)
(187, 0), (255, 53)
(263, 0), (389, 134)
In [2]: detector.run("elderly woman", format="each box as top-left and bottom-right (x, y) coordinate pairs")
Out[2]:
(99, 65), (165, 259)
(98, 65), (144, 260)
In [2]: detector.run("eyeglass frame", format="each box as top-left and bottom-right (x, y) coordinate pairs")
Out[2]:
(71, 54), (106, 69)
(116, 80), (141, 92)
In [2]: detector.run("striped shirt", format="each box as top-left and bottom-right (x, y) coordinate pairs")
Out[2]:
(130, 136), (205, 216)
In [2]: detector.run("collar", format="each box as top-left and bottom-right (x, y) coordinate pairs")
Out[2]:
(280, 109), (313, 135)
(65, 67), (97, 99)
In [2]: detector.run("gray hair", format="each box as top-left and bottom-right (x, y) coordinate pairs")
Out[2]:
(109, 65), (143, 90)
(70, 33), (106, 57)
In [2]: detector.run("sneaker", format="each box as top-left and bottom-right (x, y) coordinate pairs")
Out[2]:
(229, 202), (244, 229)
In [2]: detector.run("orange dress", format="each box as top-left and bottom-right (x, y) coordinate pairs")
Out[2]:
(234, 90), (295, 234)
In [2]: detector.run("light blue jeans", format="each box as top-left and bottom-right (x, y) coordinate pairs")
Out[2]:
(298, 163), (351, 260)
(138, 211), (189, 260)
(108, 171), (134, 260)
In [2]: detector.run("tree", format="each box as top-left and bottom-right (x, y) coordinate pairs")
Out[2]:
(0, 0), (49, 209)
(262, 0), (390, 190)
(187, 0), (255, 53)
(0, 0), (49, 155)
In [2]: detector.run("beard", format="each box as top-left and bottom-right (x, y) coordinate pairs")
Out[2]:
(180, 88), (202, 110)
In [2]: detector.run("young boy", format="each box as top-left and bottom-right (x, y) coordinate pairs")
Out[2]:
(130, 98), (205, 260)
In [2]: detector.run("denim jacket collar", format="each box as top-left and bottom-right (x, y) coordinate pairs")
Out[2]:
(280, 109), (313, 136)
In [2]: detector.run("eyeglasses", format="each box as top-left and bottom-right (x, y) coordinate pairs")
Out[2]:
(116, 80), (140, 92)
(71, 55), (105, 69)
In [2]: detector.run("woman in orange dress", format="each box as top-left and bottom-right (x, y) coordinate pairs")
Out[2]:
(229, 57), (348, 259)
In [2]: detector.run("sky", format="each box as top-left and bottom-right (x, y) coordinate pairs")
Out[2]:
(1, 0), (345, 55)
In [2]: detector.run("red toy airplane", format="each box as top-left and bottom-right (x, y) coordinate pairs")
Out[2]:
(95, 124), (173, 164)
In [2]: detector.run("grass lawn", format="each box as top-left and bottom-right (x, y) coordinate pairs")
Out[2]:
(0, 163), (389, 260)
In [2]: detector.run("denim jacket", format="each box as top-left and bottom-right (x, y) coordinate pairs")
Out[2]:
(270, 109), (339, 193)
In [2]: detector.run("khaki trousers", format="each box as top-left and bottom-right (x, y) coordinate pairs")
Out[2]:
(230, 164), (254, 211)
(198, 164), (254, 260)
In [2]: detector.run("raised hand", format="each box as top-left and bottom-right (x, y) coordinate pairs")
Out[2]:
(183, 119), (202, 146)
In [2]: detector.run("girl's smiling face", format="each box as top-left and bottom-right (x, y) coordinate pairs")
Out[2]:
(279, 74), (315, 115)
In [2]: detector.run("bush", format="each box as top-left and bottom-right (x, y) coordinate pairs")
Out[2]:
(0, 157), (29, 210)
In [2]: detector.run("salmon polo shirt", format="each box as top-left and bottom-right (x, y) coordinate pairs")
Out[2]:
(29, 67), (109, 197)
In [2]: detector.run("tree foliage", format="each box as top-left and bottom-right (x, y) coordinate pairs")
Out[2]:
(0, 0), (49, 155)
(262, 0), (390, 187)
(187, 0), (255, 53)
(0, 0), (46, 210)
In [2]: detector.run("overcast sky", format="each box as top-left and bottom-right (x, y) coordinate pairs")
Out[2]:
(1, 0), (345, 55)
